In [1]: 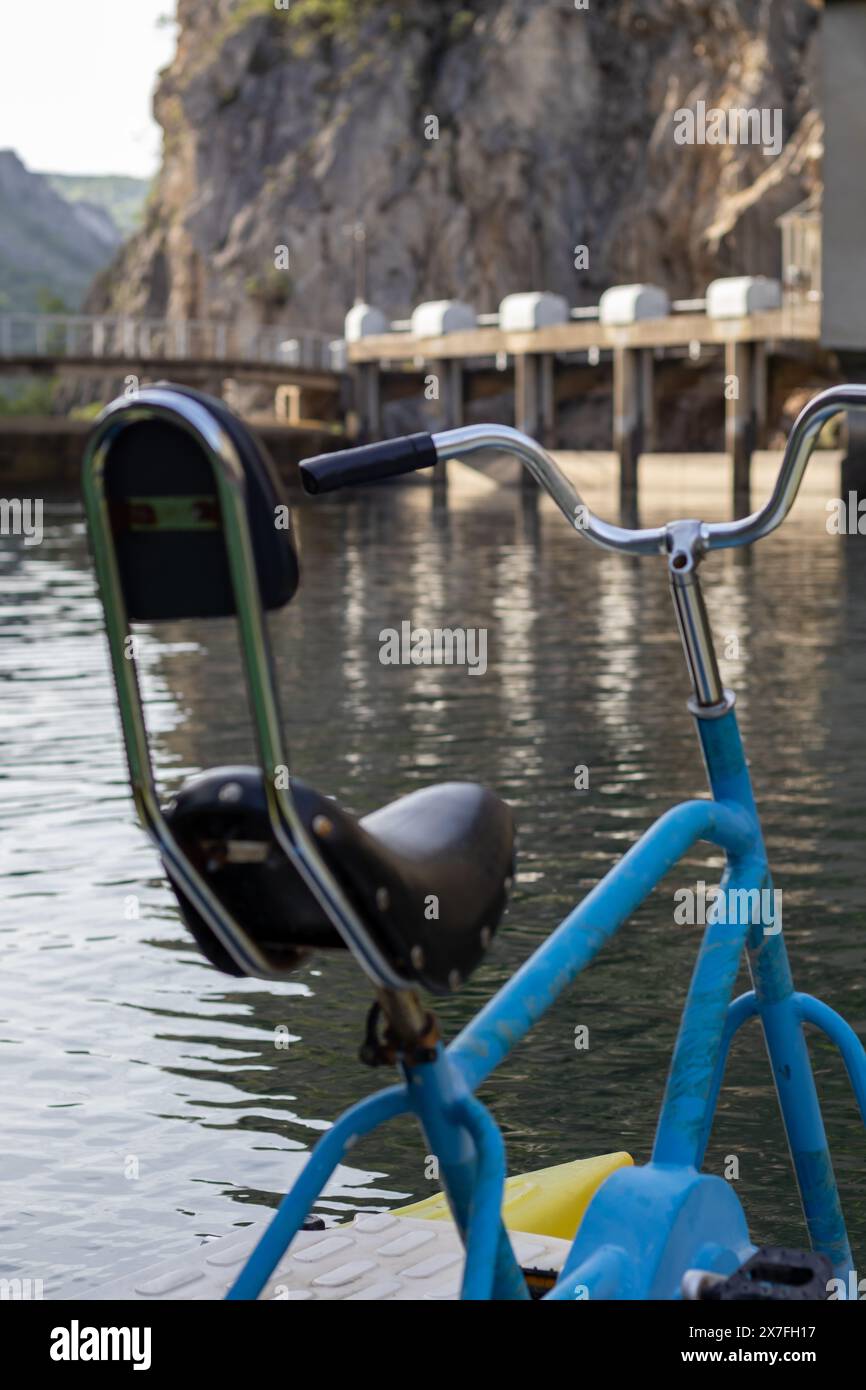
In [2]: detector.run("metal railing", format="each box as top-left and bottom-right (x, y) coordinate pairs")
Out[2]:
(0, 313), (339, 371)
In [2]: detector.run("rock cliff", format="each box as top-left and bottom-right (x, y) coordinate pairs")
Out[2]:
(91, 0), (822, 333)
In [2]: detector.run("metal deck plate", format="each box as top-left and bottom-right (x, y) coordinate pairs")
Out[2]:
(88, 1213), (573, 1301)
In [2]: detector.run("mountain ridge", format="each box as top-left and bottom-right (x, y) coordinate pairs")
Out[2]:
(0, 151), (147, 313)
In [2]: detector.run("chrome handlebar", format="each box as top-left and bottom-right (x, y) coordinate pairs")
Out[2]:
(702, 384), (865, 550)
(431, 425), (665, 555)
(432, 384), (866, 556)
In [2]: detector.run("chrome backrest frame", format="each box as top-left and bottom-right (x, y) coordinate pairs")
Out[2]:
(82, 387), (410, 989)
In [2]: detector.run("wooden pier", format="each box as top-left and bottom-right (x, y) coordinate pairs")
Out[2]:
(347, 301), (821, 503)
(0, 298), (826, 503)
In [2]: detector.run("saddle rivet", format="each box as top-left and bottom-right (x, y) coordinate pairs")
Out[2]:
(480, 926), (492, 948)
(410, 945), (425, 969)
(448, 969), (461, 991)
(218, 781), (243, 804)
(375, 886), (390, 911)
(312, 814), (334, 838)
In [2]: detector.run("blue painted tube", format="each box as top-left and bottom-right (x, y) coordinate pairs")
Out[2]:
(796, 993), (866, 1127)
(696, 710), (763, 816)
(452, 1093), (526, 1300)
(226, 1084), (409, 1300)
(751, 990), (851, 1275)
(449, 797), (757, 1092)
(699, 709), (852, 1275)
(407, 1050), (529, 1300)
(653, 862), (766, 1167)
(694, 990), (759, 1166)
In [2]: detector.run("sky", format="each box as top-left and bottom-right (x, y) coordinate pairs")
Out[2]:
(0, 0), (178, 179)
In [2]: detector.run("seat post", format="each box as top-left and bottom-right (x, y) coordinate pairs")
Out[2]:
(378, 988), (431, 1046)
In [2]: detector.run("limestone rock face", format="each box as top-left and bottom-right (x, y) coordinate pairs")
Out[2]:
(91, 0), (821, 331)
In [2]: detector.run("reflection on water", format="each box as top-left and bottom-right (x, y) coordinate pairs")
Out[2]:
(0, 475), (865, 1296)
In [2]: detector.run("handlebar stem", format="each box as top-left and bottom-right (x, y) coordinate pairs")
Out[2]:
(666, 521), (726, 711)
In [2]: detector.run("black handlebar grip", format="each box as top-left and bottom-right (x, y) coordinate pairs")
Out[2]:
(299, 433), (438, 495)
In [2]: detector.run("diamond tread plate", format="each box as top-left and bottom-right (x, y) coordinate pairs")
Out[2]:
(86, 1213), (572, 1301)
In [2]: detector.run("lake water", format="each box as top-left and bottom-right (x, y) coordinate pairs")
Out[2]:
(1, 463), (865, 1296)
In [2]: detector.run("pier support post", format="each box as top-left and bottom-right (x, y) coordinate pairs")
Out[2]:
(515, 354), (558, 449)
(612, 346), (642, 496)
(435, 359), (464, 431)
(836, 348), (866, 492)
(752, 341), (768, 449)
(725, 341), (756, 510)
(352, 363), (381, 442)
(841, 390), (866, 495)
(514, 353), (539, 437)
(539, 353), (557, 450)
(639, 348), (656, 453)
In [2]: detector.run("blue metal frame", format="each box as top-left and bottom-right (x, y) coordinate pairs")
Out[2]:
(81, 383), (866, 1299)
(226, 702), (866, 1299)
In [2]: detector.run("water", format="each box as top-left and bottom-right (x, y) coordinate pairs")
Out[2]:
(1, 473), (865, 1296)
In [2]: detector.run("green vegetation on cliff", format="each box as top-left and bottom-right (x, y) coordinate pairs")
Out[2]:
(224, 0), (379, 43)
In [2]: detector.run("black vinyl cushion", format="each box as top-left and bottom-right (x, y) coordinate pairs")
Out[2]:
(165, 767), (515, 993)
(103, 385), (299, 620)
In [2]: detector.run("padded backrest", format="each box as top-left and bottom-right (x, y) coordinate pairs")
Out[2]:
(103, 385), (299, 620)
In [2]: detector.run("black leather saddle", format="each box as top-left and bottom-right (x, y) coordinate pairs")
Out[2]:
(166, 767), (515, 995)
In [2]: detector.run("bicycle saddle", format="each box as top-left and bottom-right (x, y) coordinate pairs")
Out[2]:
(85, 382), (516, 992)
(166, 767), (515, 995)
